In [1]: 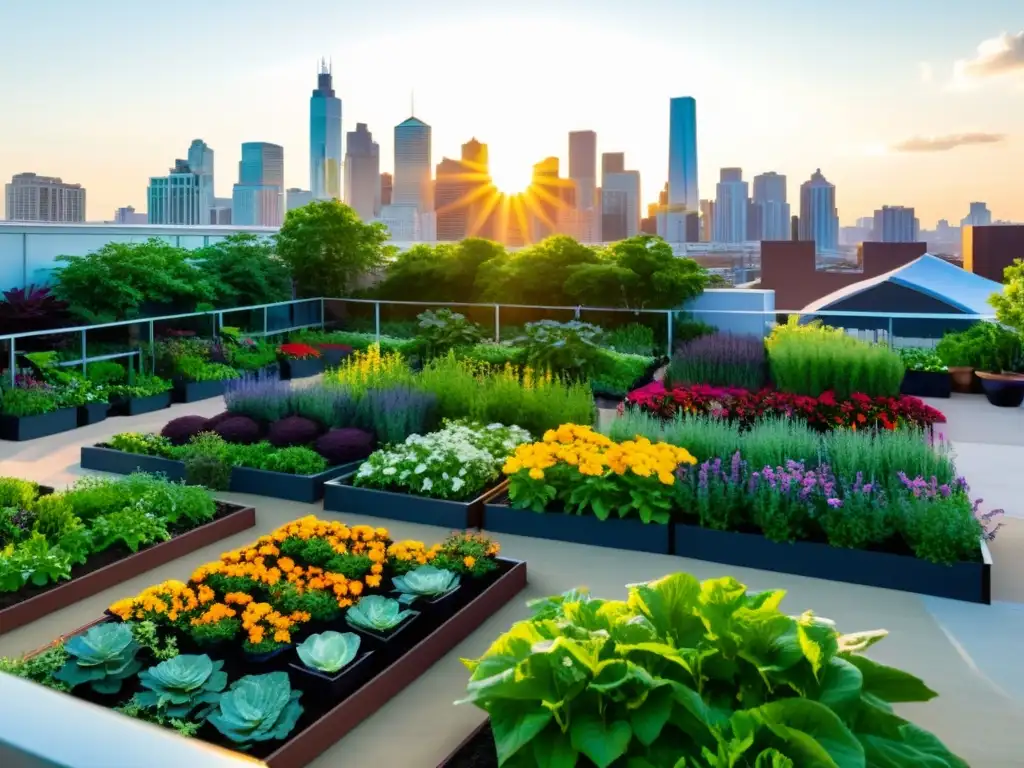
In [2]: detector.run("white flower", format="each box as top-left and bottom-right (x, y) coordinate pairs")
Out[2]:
(452, 477), (465, 492)
(383, 467), (397, 476)
(422, 478), (433, 491)
(414, 463), (427, 474)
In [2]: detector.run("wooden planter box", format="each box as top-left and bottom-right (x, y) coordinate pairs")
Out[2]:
(280, 357), (326, 380)
(0, 407), (79, 441)
(671, 523), (992, 604)
(80, 446), (359, 502)
(0, 502), (256, 635)
(482, 499), (672, 554)
(77, 402), (110, 427)
(110, 391), (172, 416)
(323, 475), (506, 529)
(900, 370), (952, 399)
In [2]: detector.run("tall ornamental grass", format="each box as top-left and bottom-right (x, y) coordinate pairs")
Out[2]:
(767, 320), (905, 398)
(667, 332), (767, 390)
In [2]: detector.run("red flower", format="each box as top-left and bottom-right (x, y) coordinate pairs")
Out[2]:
(278, 342), (322, 360)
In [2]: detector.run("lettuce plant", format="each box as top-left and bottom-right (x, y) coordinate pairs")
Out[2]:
(54, 623), (142, 694)
(392, 565), (460, 604)
(206, 671), (303, 748)
(135, 654), (227, 718)
(458, 573), (966, 768)
(345, 596), (415, 633)
(296, 631), (361, 674)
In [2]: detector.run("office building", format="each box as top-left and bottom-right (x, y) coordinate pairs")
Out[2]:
(568, 130), (597, 211)
(459, 138), (497, 240)
(872, 206), (919, 242)
(148, 160), (202, 225)
(799, 168), (839, 253)
(602, 167), (641, 242)
(435, 157), (468, 241)
(393, 116), (432, 213)
(601, 152), (624, 179)
(751, 172), (790, 241)
(5, 173), (86, 222)
(187, 139), (215, 223)
(530, 157), (562, 242)
(210, 205), (232, 225)
(232, 142), (284, 227)
(377, 204), (420, 240)
(344, 123), (381, 221)
(380, 173), (393, 206)
(113, 206), (146, 224)
(286, 189), (313, 211)
(310, 59), (342, 200)
(961, 202), (992, 228)
(661, 96), (699, 242)
(713, 168), (748, 243)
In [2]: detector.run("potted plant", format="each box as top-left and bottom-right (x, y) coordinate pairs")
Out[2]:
(287, 631), (374, 698)
(344, 595), (419, 646)
(898, 348), (951, 398)
(972, 325), (1024, 407)
(0, 377), (78, 441)
(936, 329), (979, 393)
(277, 342), (324, 380)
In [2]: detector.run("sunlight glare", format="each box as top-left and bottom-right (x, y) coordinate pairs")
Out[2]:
(489, 158), (533, 196)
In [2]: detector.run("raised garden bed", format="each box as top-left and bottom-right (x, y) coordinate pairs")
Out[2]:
(80, 445), (360, 502)
(172, 378), (236, 403)
(900, 370), (952, 399)
(671, 523), (992, 604)
(27, 558), (528, 768)
(0, 500), (256, 635)
(110, 391), (171, 417)
(77, 402), (110, 427)
(280, 357), (326, 380)
(323, 475), (507, 529)
(0, 407), (79, 441)
(482, 496), (672, 555)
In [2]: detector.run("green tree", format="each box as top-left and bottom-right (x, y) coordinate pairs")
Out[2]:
(193, 234), (293, 307)
(275, 200), (393, 298)
(51, 239), (218, 323)
(375, 238), (507, 302)
(476, 235), (600, 305)
(563, 262), (640, 306)
(989, 258), (1024, 335)
(585, 234), (710, 308)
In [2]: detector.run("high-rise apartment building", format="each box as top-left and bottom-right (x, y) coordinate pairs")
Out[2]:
(699, 199), (715, 242)
(662, 97), (699, 242)
(343, 123), (381, 221)
(232, 142), (284, 227)
(286, 189), (313, 211)
(148, 160), (202, 225)
(568, 131), (597, 211)
(393, 116), (432, 213)
(530, 157), (561, 242)
(187, 139), (215, 224)
(713, 168), (748, 243)
(5, 173), (86, 222)
(872, 206), (919, 243)
(458, 138), (496, 240)
(960, 202), (992, 228)
(309, 59), (342, 200)
(752, 172), (791, 241)
(113, 206), (147, 224)
(799, 168), (839, 253)
(601, 152), (625, 179)
(602, 167), (641, 242)
(379, 173), (393, 207)
(435, 157), (468, 241)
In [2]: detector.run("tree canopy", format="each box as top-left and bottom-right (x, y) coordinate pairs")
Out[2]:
(193, 234), (293, 308)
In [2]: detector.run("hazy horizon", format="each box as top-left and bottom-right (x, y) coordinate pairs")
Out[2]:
(2, 0), (1022, 227)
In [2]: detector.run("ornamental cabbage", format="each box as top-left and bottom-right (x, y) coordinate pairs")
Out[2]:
(392, 565), (460, 604)
(206, 671), (303, 747)
(345, 595), (416, 633)
(296, 631), (361, 674)
(53, 623), (142, 694)
(135, 654), (227, 718)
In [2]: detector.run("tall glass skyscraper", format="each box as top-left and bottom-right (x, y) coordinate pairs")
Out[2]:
(233, 142), (284, 227)
(187, 139), (215, 224)
(799, 169), (839, 253)
(309, 59), (342, 200)
(663, 96), (698, 242)
(393, 116), (432, 212)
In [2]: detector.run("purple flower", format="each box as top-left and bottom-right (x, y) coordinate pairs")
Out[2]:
(827, 498), (843, 509)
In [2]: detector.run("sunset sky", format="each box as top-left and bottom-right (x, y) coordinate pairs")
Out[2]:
(1, 0), (1021, 227)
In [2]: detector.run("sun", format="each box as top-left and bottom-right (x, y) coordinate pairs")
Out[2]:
(488, 158), (533, 196)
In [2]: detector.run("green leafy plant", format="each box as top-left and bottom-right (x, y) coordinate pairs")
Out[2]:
(129, 620), (179, 661)
(205, 671), (303, 748)
(989, 258), (1024, 334)
(296, 631), (361, 674)
(414, 307), (485, 359)
(89, 506), (171, 553)
(898, 347), (948, 372)
(511, 320), (604, 378)
(193, 234), (293, 308)
(0, 643), (71, 692)
(0, 477), (39, 509)
(135, 654), (228, 718)
(345, 595), (416, 633)
(458, 573), (966, 768)
(0, 384), (60, 417)
(54, 623), (143, 694)
(32, 494), (80, 541)
(258, 446), (328, 475)
(935, 322), (1021, 372)
(85, 361), (127, 386)
(106, 432), (173, 456)
(391, 565), (460, 603)
(0, 533), (73, 591)
(603, 323), (656, 356)
(107, 374), (173, 400)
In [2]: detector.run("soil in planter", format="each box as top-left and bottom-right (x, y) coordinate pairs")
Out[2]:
(444, 723), (600, 768)
(0, 503), (241, 612)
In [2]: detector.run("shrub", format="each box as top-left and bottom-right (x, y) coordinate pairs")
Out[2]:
(0, 383), (61, 417)
(267, 416), (321, 447)
(511, 319), (604, 377)
(85, 361), (127, 386)
(413, 308), (485, 359)
(204, 411), (235, 429)
(0, 477), (39, 510)
(668, 331), (766, 390)
(935, 322), (1021, 372)
(603, 322), (656, 355)
(212, 416), (262, 445)
(314, 428), (376, 466)
(258, 446), (328, 475)
(161, 415), (212, 446)
(457, 343), (525, 368)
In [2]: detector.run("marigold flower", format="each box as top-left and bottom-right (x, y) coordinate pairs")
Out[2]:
(463, 556), (476, 569)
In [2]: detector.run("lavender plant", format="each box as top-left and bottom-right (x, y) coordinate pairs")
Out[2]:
(355, 387), (437, 445)
(224, 376), (292, 422)
(667, 332), (767, 390)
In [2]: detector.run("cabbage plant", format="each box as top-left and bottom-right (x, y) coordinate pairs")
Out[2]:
(296, 631), (360, 674)
(345, 596), (415, 633)
(458, 572), (968, 768)
(206, 671), (303, 747)
(53, 623), (142, 694)
(392, 565), (460, 604)
(135, 654), (227, 718)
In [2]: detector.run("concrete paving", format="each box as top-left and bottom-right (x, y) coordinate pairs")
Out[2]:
(1, 393), (1023, 767)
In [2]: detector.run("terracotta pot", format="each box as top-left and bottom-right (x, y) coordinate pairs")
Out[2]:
(948, 366), (974, 393)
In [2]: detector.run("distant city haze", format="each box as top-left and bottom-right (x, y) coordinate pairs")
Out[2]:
(1, 1), (1021, 225)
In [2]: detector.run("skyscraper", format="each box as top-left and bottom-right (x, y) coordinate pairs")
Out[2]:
(799, 169), (839, 253)
(309, 59), (342, 200)
(5, 173), (86, 222)
(435, 157), (467, 241)
(232, 142), (284, 227)
(460, 138), (496, 239)
(568, 131), (597, 211)
(602, 167), (641, 242)
(601, 152), (625, 179)
(663, 97), (698, 242)
(393, 116), (432, 212)
(531, 157), (561, 242)
(960, 202), (992, 227)
(187, 139), (215, 223)
(148, 160), (202, 225)
(713, 168), (748, 243)
(752, 172), (791, 240)
(380, 173), (393, 206)
(872, 206), (919, 242)
(286, 189), (313, 211)
(343, 123), (381, 221)
(699, 199), (715, 242)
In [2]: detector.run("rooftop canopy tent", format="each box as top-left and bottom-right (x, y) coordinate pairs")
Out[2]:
(798, 254), (1004, 343)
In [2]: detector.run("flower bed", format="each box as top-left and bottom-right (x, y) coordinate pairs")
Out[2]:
(277, 343), (325, 380)
(449, 572), (966, 767)
(2, 520), (526, 768)
(0, 475), (256, 634)
(625, 381), (946, 431)
(324, 421), (531, 528)
(667, 331), (767, 390)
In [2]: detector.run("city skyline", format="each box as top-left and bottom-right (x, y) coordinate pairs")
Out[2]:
(1, 2), (1021, 224)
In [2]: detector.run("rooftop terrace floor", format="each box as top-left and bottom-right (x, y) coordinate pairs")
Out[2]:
(1, 393), (1022, 767)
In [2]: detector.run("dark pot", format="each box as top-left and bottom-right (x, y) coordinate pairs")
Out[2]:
(287, 649), (376, 701)
(77, 401), (110, 426)
(242, 644), (291, 668)
(900, 370), (952, 399)
(344, 610), (420, 649)
(976, 372), (1024, 408)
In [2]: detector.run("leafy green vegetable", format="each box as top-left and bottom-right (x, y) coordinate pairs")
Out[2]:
(458, 573), (967, 768)
(296, 631), (361, 674)
(135, 654), (227, 718)
(345, 595), (416, 633)
(54, 623), (142, 694)
(205, 671), (303, 747)
(392, 565), (460, 604)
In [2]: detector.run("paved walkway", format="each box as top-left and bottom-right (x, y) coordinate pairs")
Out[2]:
(1, 393), (1022, 766)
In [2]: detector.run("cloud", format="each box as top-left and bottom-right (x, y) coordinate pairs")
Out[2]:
(919, 62), (933, 83)
(956, 31), (1024, 78)
(890, 132), (1007, 153)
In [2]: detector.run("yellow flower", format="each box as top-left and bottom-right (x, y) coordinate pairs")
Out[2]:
(463, 556), (476, 569)
(658, 472), (675, 485)
(528, 467), (545, 480)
